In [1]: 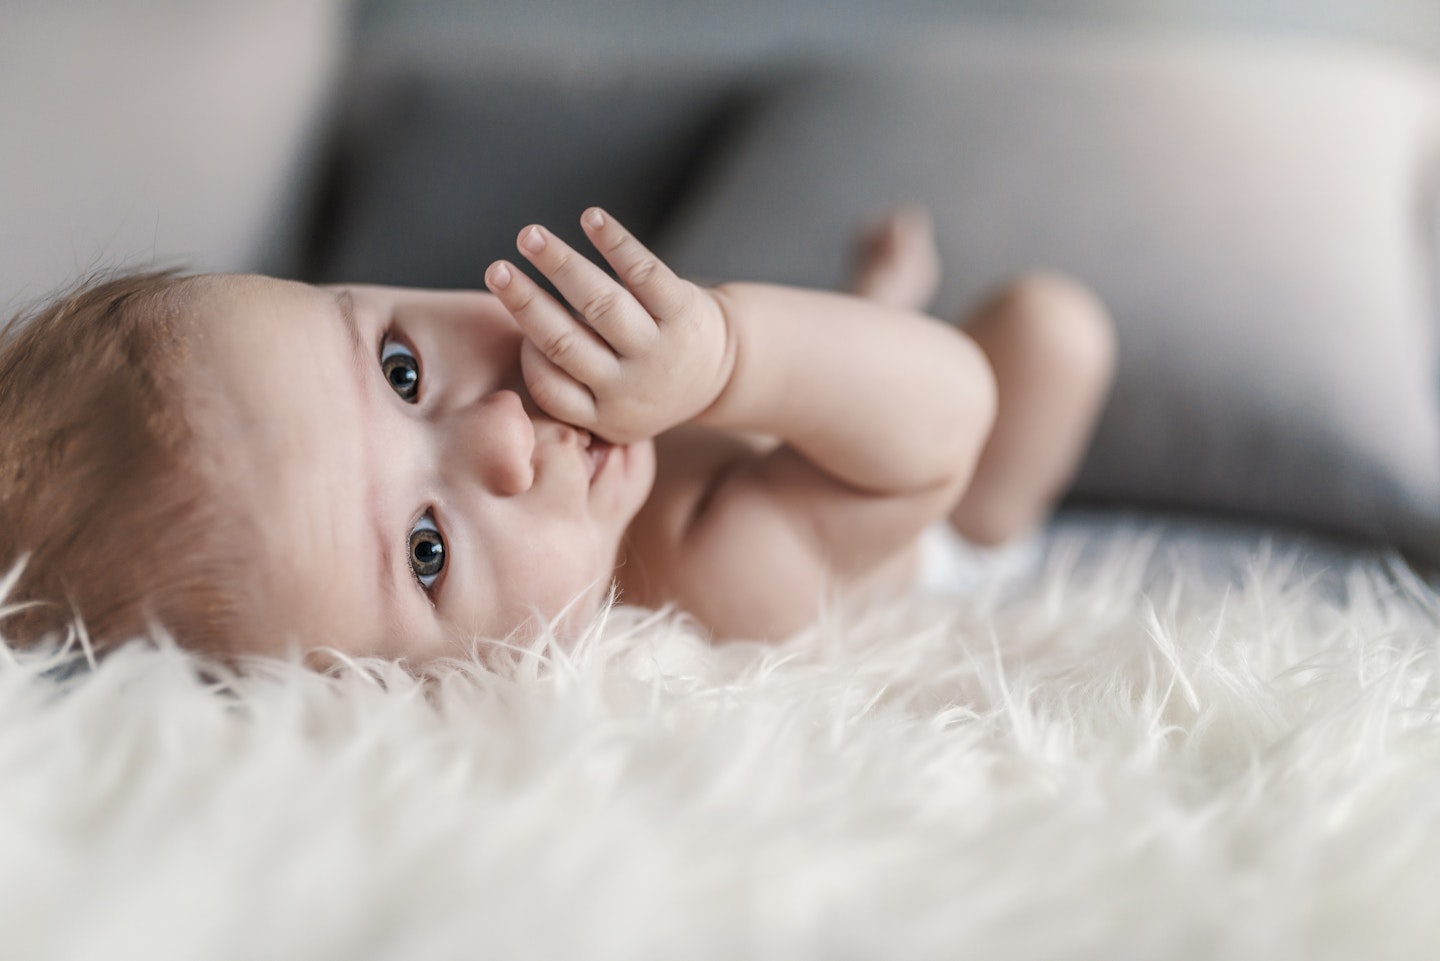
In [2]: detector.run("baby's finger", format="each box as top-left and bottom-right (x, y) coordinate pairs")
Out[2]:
(516, 225), (652, 356)
(486, 260), (617, 388)
(581, 208), (693, 323)
(519, 339), (597, 428)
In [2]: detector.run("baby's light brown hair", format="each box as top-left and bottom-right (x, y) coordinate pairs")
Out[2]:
(0, 270), (244, 656)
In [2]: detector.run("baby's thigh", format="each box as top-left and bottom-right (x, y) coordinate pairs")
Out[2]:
(948, 273), (1116, 545)
(960, 272), (1116, 393)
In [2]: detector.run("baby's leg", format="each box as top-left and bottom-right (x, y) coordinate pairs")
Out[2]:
(847, 206), (942, 311)
(948, 273), (1116, 545)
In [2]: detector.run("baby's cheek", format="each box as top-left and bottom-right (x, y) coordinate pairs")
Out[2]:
(541, 545), (617, 631)
(565, 578), (613, 631)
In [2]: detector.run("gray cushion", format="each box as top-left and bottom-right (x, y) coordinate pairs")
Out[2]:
(657, 34), (1440, 559)
(306, 53), (748, 288)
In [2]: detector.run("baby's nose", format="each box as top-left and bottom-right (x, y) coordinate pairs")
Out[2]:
(460, 389), (535, 496)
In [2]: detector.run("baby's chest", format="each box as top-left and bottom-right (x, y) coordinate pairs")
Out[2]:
(620, 428), (923, 615)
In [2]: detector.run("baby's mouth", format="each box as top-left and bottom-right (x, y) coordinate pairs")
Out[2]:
(579, 429), (612, 483)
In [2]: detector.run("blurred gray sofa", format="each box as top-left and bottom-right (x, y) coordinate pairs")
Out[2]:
(6, 0), (1440, 573)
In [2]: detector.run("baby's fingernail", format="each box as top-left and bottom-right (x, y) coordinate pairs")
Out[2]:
(584, 208), (605, 230)
(488, 262), (512, 290)
(521, 226), (547, 254)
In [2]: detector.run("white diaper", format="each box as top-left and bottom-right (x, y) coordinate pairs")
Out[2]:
(916, 522), (1045, 594)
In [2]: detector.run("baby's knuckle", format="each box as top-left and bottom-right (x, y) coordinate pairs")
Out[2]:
(548, 246), (575, 276)
(580, 288), (623, 323)
(602, 231), (632, 256)
(624, 256), (659, 289)
(543, 329), (579, 362)
(510, 286), (538, 313)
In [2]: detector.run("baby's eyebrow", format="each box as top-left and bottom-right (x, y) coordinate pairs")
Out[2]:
(333, 288), (361, 360)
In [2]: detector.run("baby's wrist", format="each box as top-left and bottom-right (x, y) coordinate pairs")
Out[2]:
(692, 284), (744, 429)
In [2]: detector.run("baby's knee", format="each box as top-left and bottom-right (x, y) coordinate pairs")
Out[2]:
(975, 272), (1117, 388)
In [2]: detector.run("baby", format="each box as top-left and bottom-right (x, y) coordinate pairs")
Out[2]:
(0, 208), (1114, 663)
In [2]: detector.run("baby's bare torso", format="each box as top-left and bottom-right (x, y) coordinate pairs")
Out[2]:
(616, 426), (920, 636)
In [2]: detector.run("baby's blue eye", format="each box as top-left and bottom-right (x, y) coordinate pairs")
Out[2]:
(381, 337), (420, 402)
(408, 513), (445, 591)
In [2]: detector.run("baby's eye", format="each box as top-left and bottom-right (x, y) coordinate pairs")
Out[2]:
(380, 337), (421, 403)
(408, 512), (446, 591)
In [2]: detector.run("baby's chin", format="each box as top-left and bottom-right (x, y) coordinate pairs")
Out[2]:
(553, 576), (618, 640)
(472, 580), (632, 658)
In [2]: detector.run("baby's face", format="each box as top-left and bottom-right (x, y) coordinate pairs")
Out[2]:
(180, 275), (656, 661)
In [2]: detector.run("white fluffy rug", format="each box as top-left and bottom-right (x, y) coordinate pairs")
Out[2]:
(4, 523), (1440, 960)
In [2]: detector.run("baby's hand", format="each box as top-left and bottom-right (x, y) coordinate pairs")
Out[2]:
(484, 209), (733, 445)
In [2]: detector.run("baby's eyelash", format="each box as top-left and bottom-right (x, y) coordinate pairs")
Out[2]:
(407, 510), (446, 597)
(379, 331), (422, 403)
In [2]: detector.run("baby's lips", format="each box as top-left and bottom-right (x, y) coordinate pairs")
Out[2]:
(586, 436), (614, 484)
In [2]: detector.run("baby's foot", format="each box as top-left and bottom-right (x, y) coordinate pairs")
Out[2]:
(848, 205), (942, 311)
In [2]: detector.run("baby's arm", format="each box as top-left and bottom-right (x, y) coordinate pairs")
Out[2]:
(700, 281), (993, 511)
(487, 210), (996, 638)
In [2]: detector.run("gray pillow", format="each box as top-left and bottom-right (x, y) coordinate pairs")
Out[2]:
(657, 34), (1440, 559)
(305, 53), (749, 289)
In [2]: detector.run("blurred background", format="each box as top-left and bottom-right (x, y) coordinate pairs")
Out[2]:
(3, 0), (1440, 556)
(2, 0), (1437, 311)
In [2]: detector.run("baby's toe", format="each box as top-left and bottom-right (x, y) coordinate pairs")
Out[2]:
(849, 205), (943, 311)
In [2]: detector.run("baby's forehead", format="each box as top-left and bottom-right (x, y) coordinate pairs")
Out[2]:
(181, 274), (355, 424)
(174, 275), (390, 654)
(178, 275), (348, 369)
(184, 273), (318, 318)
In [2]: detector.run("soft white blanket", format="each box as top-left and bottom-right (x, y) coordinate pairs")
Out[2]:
(2, 527), (1438, 961)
